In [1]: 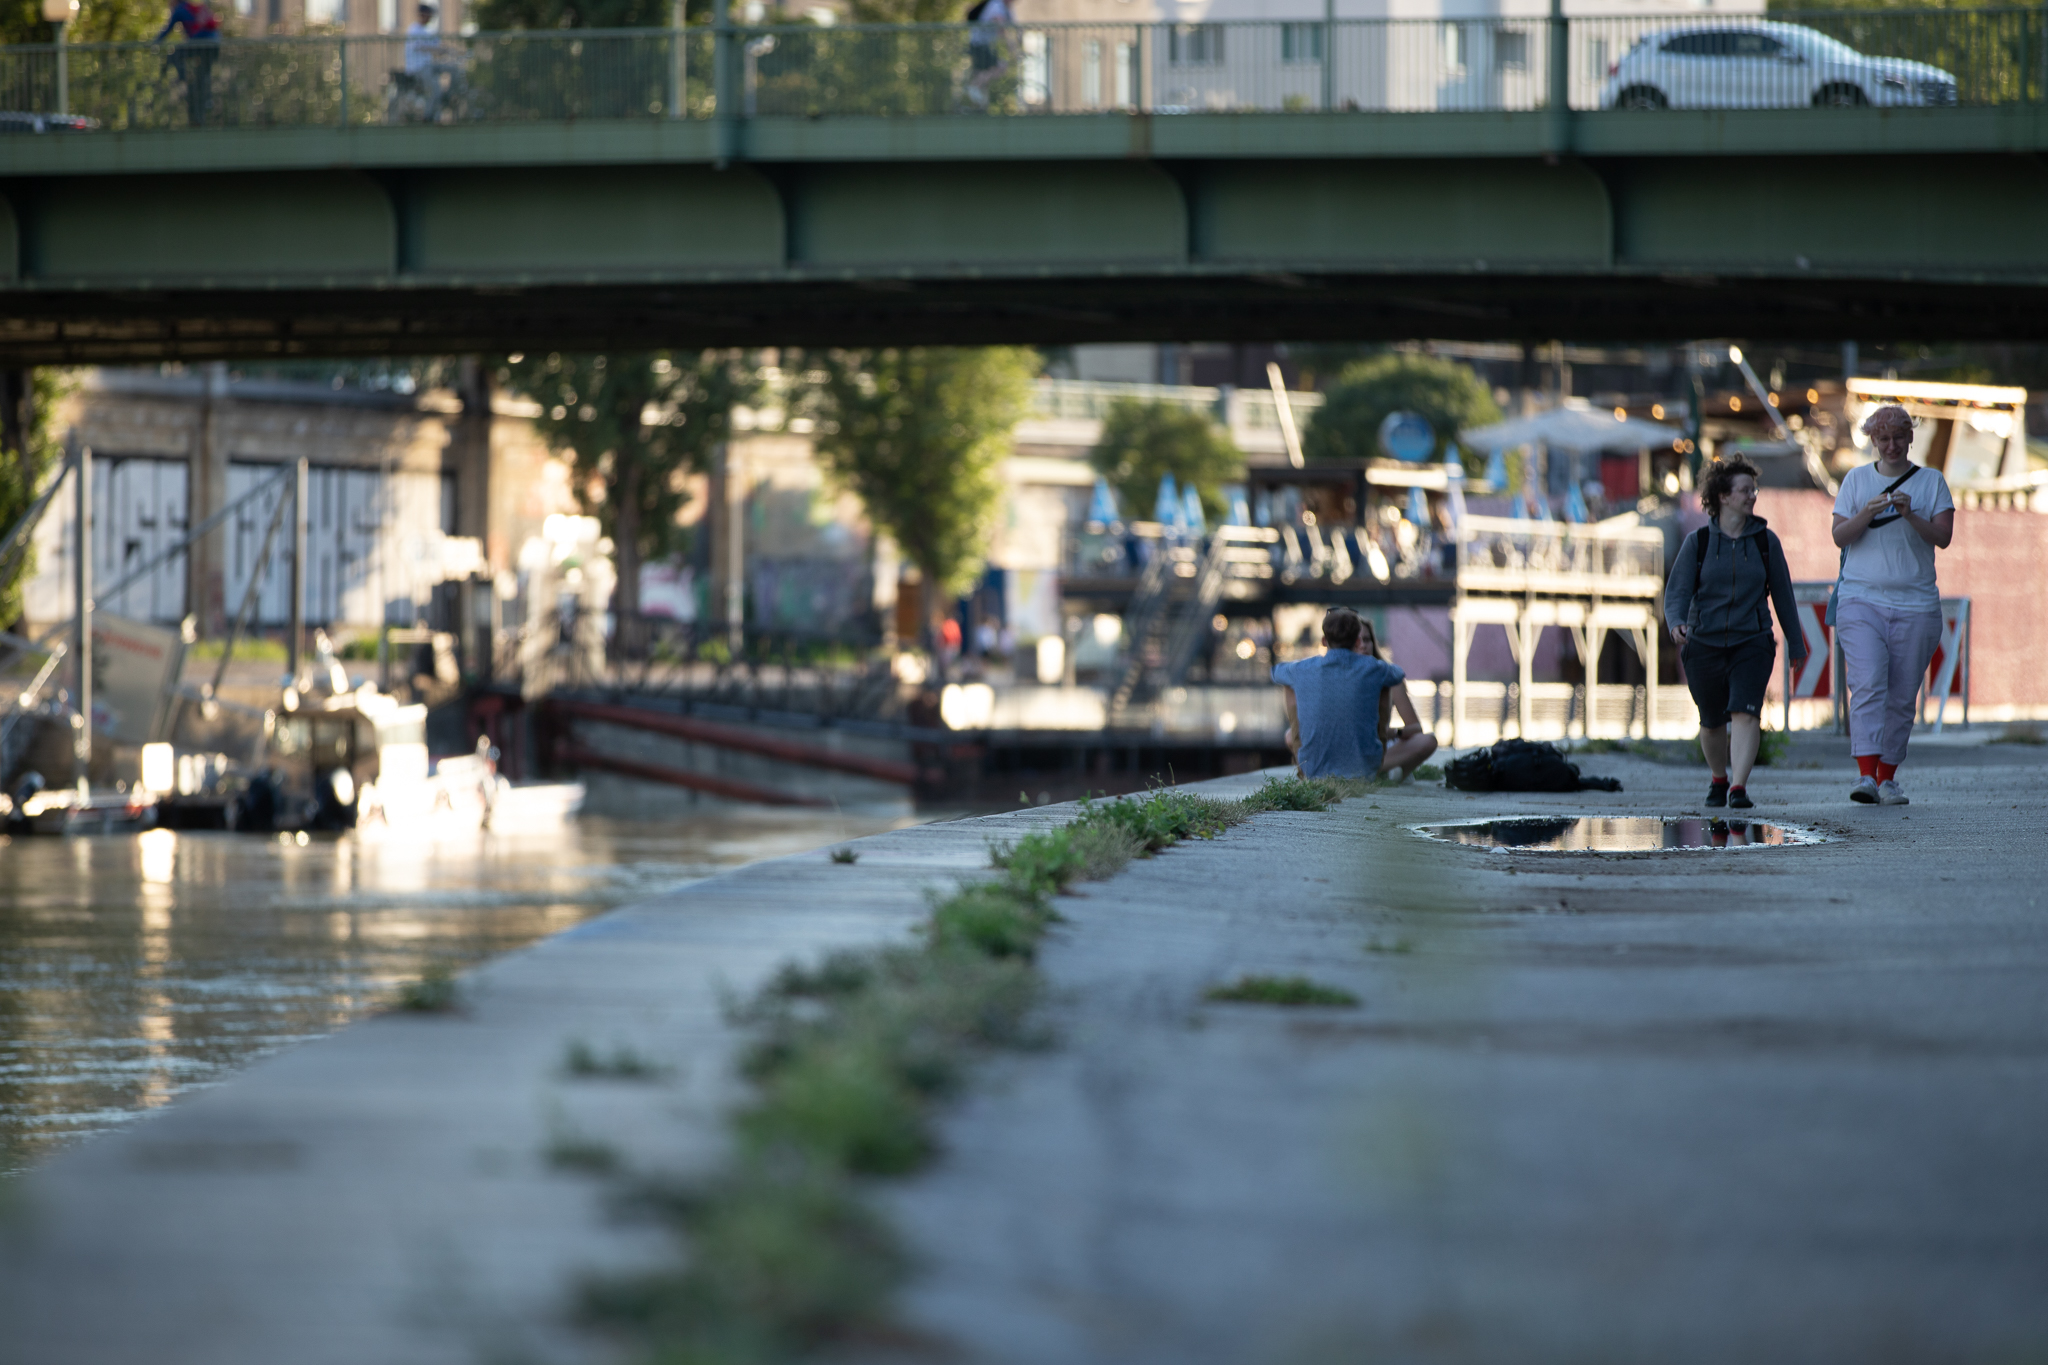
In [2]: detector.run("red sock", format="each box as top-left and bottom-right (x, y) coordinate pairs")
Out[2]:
(1709, 776), (1728, 787)
(1875, 762), (1897, 783)
(1856, 755), (1879, 778)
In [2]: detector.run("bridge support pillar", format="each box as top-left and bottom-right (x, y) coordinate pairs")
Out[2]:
(187, 362), (230, 638)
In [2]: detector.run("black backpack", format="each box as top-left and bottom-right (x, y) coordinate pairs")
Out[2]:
(1444, 738), (1623, 794)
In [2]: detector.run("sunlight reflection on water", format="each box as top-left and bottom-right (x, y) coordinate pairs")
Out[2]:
(0, 811), (909, 1173)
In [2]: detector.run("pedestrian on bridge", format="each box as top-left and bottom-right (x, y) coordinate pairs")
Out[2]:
(154, 0), (221, 126)
(1665, 454), (1807, 810)
(1831, 403), (1955, 806)
(1275, 607), (1437, 782)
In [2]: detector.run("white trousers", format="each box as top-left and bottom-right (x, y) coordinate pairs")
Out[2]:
(1836, 597), (1943, 764)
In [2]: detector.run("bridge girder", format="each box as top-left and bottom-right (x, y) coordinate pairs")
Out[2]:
(3, 108), (2047, 360)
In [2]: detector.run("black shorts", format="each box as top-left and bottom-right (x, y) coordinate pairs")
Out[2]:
(1682, 634), (1776, 729)
(971, 45), (1000, 70)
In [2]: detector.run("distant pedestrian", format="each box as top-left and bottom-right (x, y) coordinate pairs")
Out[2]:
(1831, 404), (1955, 805)
(963, 0), (1013, 109)
(155, 0), (221, 126)
(1665, 455), (1807, 810)
(1274, 607), (1438, 781)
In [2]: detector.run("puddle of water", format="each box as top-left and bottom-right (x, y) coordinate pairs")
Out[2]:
(1414, 816), (1825, 852)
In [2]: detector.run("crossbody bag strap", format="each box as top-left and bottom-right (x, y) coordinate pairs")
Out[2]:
(1867, 465), (1922, 529)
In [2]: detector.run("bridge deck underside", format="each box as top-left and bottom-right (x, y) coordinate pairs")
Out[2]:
(4, 110), (2047, 357)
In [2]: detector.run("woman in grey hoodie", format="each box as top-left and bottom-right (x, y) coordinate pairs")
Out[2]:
(1664, 455), (1808, 809)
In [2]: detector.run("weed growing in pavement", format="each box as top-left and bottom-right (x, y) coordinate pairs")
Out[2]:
(1366, 936), (1416, 955)
(563, 1039), (668, 1080)
(1992, 721), (2046, 745)
(830, 847), (860, 864)
(1410, 763), (1444, 783)
(396, 961), (459, 1013)
(575, 777), (1369, 1363)
(1206, 975), (1361, 1007)
(547, 1133), (623, 1175)
(1237, 774), (1372, 812)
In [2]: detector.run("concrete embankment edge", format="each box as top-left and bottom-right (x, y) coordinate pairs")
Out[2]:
(0, 777), (1274, 1365)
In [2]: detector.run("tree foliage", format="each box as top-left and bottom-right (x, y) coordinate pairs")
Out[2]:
(0, 0), (158, 45)
(1302, 353), (1500, 473)
(0, 370), (68, 632)
(496, 350), (760, 620)
(1088, 398), (1242, 524)
(472, 0), (677, 29)
(806, 346), (1036, 638)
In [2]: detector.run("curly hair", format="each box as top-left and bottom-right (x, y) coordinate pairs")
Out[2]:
(1861, 403), (1914, 440)
(1699, 454), (1762, 519)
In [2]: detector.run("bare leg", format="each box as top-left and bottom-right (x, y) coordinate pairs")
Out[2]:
(1380, 732), (1438, 778)
(1728, 713), (1762, 788)
(1699, 724), (1730, 780)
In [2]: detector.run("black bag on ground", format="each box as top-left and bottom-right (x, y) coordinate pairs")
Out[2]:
(1444, 739), (1623, 794)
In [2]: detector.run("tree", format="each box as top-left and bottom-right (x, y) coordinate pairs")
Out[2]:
(496, 350), (760, 626)
(1302, 352), (1501, 474)
(472, 0), (673, 29)
(0, 370), (68, 634)
(0, 0), (157, 45)
(1088, 398), (1242, 524)
(805, 347), (1036, 668)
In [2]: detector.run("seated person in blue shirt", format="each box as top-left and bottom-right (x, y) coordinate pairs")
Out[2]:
(1273, 606), (1438, 780)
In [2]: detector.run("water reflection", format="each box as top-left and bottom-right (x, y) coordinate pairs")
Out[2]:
(0, 813), (907, 1173)
(1415, 816), (1825, 852)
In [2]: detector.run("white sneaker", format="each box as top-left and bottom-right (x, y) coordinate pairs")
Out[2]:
(1850, 775), (1880, 804)
(1877, 779), (1910, 806)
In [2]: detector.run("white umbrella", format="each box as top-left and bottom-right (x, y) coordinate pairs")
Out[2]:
(1463, 404), (1683, 454)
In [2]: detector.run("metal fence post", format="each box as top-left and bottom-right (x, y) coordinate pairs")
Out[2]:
(1321, 0), (1334, 110)
(339, 37), (349, 126)
(72, 439), (90, 793)
(712, 0), (737, 163)
(668, 0), (685, 119)
(54, 17), (68, 117)
(1545, 0), (1570, 155)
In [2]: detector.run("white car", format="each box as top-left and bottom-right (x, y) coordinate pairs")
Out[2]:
(1603, 21), (1958, 110)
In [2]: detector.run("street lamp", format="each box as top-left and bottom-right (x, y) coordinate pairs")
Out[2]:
(43, 0), (77, 117)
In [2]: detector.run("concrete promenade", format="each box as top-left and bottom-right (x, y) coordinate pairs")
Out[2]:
(885, 743), (2048, 1364)
(5, 741), (2048, 1363)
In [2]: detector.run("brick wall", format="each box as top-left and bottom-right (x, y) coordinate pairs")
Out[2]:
(1762, 488), (2048, 712)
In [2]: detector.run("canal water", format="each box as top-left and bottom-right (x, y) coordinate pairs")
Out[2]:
(0, 812), (910, 1175)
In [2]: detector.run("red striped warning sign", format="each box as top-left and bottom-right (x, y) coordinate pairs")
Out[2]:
(1786, 598), (1833, 699)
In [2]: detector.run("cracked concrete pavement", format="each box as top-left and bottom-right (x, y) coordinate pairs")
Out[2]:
(878, 745), (2048, 1365)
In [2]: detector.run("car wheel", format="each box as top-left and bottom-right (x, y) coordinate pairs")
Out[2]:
(1812, 83), (1867, 107)
(1614, 86), (1668, 111)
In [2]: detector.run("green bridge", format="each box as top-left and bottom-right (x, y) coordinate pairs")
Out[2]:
(2, 10), (2047, 360)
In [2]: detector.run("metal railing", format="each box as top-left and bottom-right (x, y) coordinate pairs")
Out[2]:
(0, 10), (2035, 131)
(1452, 515), (1666, 597)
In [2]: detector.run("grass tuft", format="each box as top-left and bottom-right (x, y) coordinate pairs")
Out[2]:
(1206, 975), (1360, 1007)
(395, 962), (458, 1013)
(563, 1038), (668, 1080)
(830, 847), (860, 864)
(1238, 774), (1372, 813)
(1410, 763), (1444, 782)
(580, 772), (1373, 1362)
(1991, 721), (2046, 746)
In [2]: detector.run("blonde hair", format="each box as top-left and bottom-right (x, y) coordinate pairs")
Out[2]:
(1861, 404), (1914, 439)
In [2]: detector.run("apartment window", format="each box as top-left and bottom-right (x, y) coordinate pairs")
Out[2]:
(1498, 30), (1529, 71)
(1281, 22), (1323, 64)
(1169, 24), (1224, 67)
(1114, 39), (1135, 104)
(1441, 23), (1467, 75)
(1084, 38), (1102, 107)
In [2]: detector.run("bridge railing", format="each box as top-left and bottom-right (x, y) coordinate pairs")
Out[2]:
(0, 10), (2038, 131)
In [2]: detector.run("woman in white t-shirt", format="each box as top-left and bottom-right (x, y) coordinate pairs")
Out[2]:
(1830, 404), (1955, 806)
